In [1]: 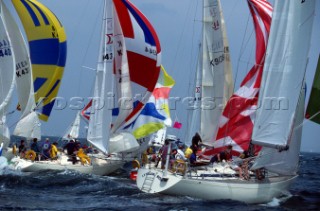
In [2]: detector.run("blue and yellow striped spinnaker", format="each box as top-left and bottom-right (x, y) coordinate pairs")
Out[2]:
(12, 0), (67, 121)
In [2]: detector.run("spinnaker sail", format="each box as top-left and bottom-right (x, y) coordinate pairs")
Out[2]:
(12, 0), (67, 121)
(87, 0), (161, 154)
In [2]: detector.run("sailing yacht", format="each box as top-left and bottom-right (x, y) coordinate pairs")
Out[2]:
(83, 0), (162, 175)
(3, 0), (94, 174)
(136, 0), (316, 204)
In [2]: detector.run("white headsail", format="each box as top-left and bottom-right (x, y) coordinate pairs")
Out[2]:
(63, 111), (81, 140)
(251, 0), (316, 174)
(1, 1), (41, 140)
(252, 0), (316, 149)
(0, 1), (15, 147)
(87, 0), (114, 154)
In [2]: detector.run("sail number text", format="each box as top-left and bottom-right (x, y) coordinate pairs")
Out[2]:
(145, 46), (157, 55)
(0, 39), (12, 57)
(210, 54), (225, 67)
(16, 60), (29, 77)
(103, 53), (113, 61)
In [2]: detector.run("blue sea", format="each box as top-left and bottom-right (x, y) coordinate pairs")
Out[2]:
(1, 138), (319, 211)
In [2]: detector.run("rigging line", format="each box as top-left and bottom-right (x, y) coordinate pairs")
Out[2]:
(182, 1), (200, 142)
(81, 66), (96, 71)
(63, 0), (91, 95)
(233, 14), (253, 92)
(219, 13), (253, 145)
(79, 0), (104, 96)
(189, 0), (200, 80)
(171, 0), (194, 72)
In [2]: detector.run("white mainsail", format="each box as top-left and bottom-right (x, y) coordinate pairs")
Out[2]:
(1, 1), (41, 140)
(0, 1), (15, 147)
(252, 0), (316, 149)
(87, 0), (114, 154)
(187, 0), (233, 144)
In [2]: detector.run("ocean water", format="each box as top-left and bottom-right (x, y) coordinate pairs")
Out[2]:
(0, 152), (319, 211)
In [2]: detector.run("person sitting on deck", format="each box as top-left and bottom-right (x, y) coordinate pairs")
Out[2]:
(210, 145), (233, 163)
(30, 138), (41, 161)
(176, 144), (186, 161)
(42, 138), (51, 160)
(76, 147), (91, 165)
(231, 150), (251, 180)
(189, 148), (197, 166)
(184, 145), (193, 159)
(18, 139), (27, 158)
(50, 142), (59, 160)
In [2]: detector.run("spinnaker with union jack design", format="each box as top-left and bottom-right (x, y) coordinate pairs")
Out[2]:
(87, 0), (161, 155)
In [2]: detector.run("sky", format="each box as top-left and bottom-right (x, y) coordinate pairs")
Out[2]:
(4, 0), (320, 152)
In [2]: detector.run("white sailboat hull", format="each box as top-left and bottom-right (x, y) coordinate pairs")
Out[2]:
(10, 156), (93, 174)
(91, 155), (124, 176)
(8, 153), (126, 176)
(137, 168), (297, 204)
